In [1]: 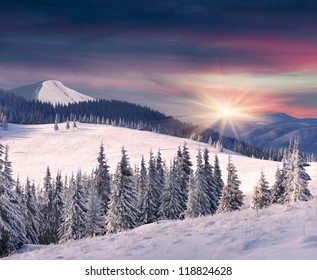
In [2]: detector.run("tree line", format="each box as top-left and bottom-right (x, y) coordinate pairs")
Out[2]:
(0, 138), (312, 257)
(2, 89), (312, 161)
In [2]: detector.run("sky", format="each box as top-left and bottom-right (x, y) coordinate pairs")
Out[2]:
(1, 0), (317, 124)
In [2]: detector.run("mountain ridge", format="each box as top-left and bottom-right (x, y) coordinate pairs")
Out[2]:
(10, 80), (94, 105)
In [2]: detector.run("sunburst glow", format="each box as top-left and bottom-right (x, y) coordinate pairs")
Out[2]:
(176, 82), (268, 139)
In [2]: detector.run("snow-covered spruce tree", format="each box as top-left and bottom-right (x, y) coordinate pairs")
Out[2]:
(185, 149), (211, 218)
(106, 147), (140, 233)
(59, 171), (88, 242)
(217, 156), (244, 214)
(213, 153), (224, 202)
(54, 114), (59, 131)
(2, 115), (8, 129)
(86, 176), (105, 237)
(159, 161), (183, 220)
(250, 171), (271, 210)
(283, 139), (313, 203)
(137, 155), (148, 223)
(0, 144), (27, 256)
(58, 173), (75, 243)
(271, 165), (286, 204)
(39, 166), (54, 244)
(66, 118), (70, 130)
(73, 171), (88, 239)
(24, 178), (40, 244)
(174, 143), (193, 214)
(139, 151), (161, 225)
(203, 148), (218, 214)
(49, 171), (64, 243)
(94, 143), (111, 216)
(156, 150), (166, 194)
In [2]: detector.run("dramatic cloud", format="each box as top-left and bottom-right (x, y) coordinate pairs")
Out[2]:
(1, 0), (317, 118)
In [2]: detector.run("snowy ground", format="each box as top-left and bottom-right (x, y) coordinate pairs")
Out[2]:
(1, 123), (317, 260)
(0, 123), (279, 195)
(6, 197), (317, 260)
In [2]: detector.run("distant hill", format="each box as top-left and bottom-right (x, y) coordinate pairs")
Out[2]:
(10, 80), (94, 105)
(219, 113), (317, 153)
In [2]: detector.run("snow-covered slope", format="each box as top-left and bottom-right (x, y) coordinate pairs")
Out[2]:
(10, 80), (94, 105)
(1, 123), (317, 259)
(1, 123), (278, 192)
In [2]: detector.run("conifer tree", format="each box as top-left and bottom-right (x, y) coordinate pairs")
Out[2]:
(250, 171), (271, 210)
(160, 162), (183, 220)
(217, 156), (244, 213)
(24, 178), (40, 244)
(137, 155), (148, 219)
(185, 149), (211, 218)
(271, 166), (286, 204)
(174, 143), (193, 214)
(95, 143), (111, 215)
(0, 144), (27, 256)
(214, 153), (224, 200)
(156, 150), (166, 194)
(140, 151), (161, 224)
(203, 149), (218, 214)
(284, 139), (313, 203)
(106, 147), (140, 233)
(49, 171), (64, 243)
(86, 177), (105, 237)
(39, 166), (54, 244)
(54, 114), (59, 131)
(58, 174), (75, 242)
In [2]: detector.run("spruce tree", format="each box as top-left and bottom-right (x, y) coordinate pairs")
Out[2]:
(203, 149), (218, 214)
(217, 156), (244, 213)
(49, 171), (64, 243)
(39, 166), (54, 244)
(86, 176), (105, 237)
(106, 147), (140, 233)
(95, 143), (111, 215)
(0, 144), (27, 256)
(271, 166), (286, 204)
(185, 149), (211, 218)
(140, 151), (161, 224)
(54, 114), (59, 131)
(24, 178), (40, 244)
(284, 139), (313, 203)
(250, 171), (271, 210)
(160, 162), (183, 220)
(214, 153), (224, 201)
(174, 143), (193, 214)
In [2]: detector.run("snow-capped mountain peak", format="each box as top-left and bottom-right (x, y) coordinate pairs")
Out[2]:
(10, 80), (94, 105)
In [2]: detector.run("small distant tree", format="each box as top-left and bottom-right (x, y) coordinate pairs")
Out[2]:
(2, 115), (8, 129)
(54, 114), (59, 131)
(66, 118), (70, 130)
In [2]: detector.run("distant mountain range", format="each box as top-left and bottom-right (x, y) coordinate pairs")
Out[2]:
(219, 112), (317, 153)
(10, 80), (94, 105)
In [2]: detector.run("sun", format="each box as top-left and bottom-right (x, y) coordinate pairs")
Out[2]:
(219, 106), (235, 119)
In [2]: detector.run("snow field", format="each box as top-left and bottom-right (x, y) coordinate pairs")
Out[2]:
(0, 123), (282, 200)
(2, 123), (317, 259)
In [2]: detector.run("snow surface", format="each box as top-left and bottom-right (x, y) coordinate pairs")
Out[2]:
(1, 123), (317, 259)
(11, 80), (94, 105)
